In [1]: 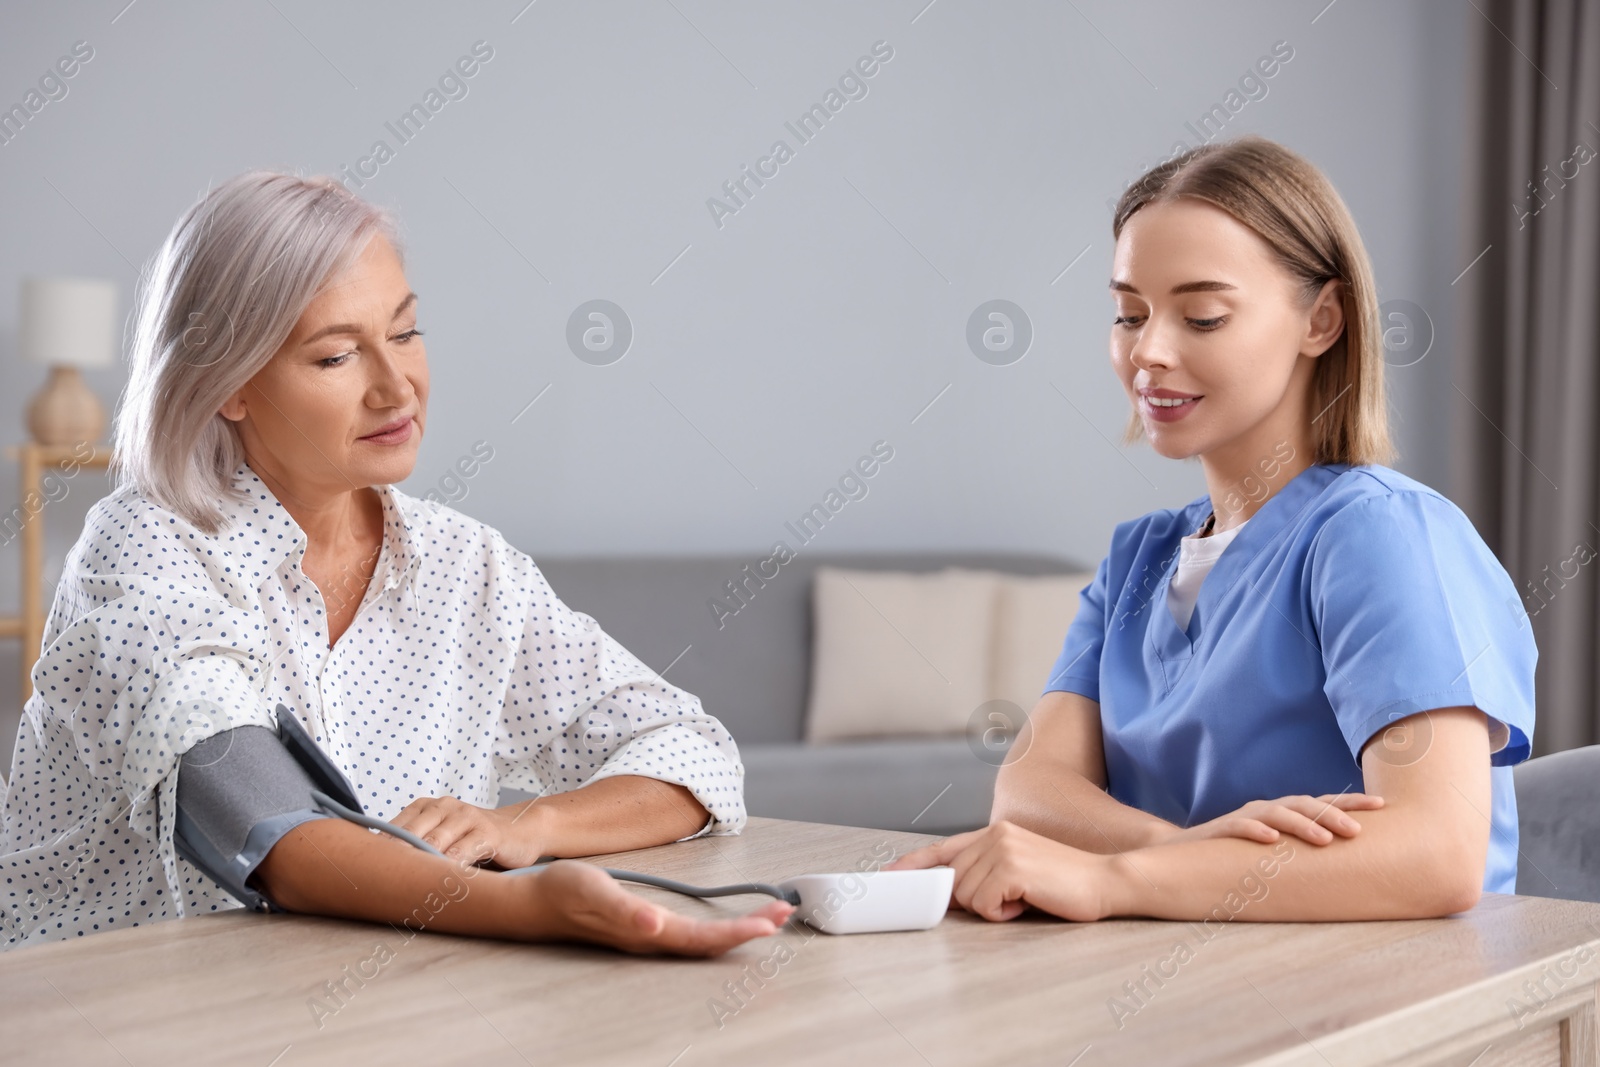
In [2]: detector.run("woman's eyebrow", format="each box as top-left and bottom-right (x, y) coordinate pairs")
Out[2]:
(1108, 279), (1238, 295)
(299, 292), (419, 346)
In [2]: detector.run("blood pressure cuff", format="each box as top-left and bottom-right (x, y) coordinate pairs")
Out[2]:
(173, 704), (364, 913)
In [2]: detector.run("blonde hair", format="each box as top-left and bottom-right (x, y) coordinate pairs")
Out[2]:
(1111, 134), (1394, 465)
(112, 171), (402, 533)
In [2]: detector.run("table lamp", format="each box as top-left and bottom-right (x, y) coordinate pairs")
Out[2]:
(19, 276), (118, 447)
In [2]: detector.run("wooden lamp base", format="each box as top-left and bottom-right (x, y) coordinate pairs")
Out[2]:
(27, 365), (105, 447)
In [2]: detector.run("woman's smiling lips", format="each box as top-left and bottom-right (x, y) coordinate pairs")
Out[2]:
(359, 416), (415, 445)
(1138, 386), (1203, 423)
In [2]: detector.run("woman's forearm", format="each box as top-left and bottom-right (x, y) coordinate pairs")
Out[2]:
(1100, 805), (1486, 921)
(507, 774), (712, 859)
(251, 812), (794, 956)
(992, 757), (1175, 854)
(254, 817), (538, 937)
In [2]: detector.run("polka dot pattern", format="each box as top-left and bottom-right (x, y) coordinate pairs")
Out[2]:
(0, 461), (745, 950)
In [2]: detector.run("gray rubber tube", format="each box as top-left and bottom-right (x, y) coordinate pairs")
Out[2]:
(311, 789), (446, 857)
(310, 790), (801, 905)
(511, 862), (802, 905)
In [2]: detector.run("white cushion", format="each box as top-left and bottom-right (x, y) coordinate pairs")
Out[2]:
(804, 567), (999, 741)
(988, 572), (1098, 712)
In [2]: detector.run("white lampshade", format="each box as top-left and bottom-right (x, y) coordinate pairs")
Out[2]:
(19, 276), (118, 369)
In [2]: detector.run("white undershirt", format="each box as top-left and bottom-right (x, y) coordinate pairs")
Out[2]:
(1168, 517), (1249, 631)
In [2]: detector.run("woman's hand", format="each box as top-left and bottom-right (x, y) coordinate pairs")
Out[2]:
(1155, 792), (1384, 848)
(389, 795), (545, 870)
(520, 860), (795, 956)
(886, 820), (1117, 923)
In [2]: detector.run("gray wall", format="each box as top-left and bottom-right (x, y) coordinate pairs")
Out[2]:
(0, 1), (1473, 748)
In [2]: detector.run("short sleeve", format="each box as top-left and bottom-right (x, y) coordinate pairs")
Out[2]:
(1309, 491), (1537, 767)
(494, 555), (745, 836)
(1043, 554), (1111, 702)
(26, 564), (279, 922)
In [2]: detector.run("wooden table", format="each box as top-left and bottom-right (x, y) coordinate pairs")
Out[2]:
(3, 817), (1599, 1066)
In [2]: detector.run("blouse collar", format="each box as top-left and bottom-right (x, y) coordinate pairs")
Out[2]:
(220, 460), (424, 593)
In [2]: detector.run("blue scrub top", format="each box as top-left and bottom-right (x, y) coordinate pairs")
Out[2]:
(1045, 463), (1536, 894)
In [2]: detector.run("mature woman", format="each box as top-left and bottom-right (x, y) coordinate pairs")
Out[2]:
(892, 135), (1536, 923)
(1, 172), (789, 954)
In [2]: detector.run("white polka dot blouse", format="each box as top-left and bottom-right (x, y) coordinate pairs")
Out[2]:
(1, 460), (745, 950)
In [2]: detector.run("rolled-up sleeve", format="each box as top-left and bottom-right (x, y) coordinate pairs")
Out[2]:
(24, 528), (280, 921)
(492, 552), (746, 836)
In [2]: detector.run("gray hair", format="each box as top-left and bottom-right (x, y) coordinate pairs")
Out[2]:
(112, 171), (403, 533)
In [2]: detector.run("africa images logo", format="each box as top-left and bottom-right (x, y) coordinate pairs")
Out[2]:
(705, 40), (895, 229)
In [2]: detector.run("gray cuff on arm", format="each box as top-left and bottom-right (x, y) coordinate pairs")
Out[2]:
(174, 724), (336, 913)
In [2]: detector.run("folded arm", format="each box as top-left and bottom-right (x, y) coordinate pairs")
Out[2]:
(898, 707), (1492, 922)
(1103, 706), (1490, 920)
(991, 691), (1376, 854)
(493, 556), (749, 840)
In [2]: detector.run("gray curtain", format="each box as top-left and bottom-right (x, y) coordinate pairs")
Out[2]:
(1455, 0), (1600, 755)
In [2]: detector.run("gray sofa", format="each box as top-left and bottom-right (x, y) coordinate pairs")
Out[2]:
(1515, 745), (1600, 903)
(500, 553), (1081, 835)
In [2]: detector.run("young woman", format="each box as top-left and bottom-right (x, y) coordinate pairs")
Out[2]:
(891, 135), (1536, 924)
(1, 172), (789, 955)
